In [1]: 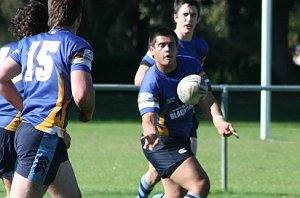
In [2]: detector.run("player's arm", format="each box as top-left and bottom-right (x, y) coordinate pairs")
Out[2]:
(63, 131), (71, 149)
(134, 64), (149, 87)
(71, 70), (95, 122)
(190, 137), (197, 154)
(200, 92), (238, 138)
(0, 57), (23, 111)
(141, 111), (159, 150)
(134, 51), (155, 86)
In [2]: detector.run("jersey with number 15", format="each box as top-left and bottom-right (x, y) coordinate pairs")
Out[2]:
(10, 28), (93, 136)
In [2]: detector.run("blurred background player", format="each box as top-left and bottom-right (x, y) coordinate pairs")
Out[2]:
(0, 0), (95, 197)
(135, 1), (208, 197)
(292, 44), (300, 66)
(0, 1), (49, 197)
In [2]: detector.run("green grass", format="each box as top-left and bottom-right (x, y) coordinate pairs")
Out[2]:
(1, 92), (299, 197)
(1, 120), (298, 197)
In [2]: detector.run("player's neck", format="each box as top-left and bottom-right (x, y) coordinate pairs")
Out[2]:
(175, 29), (193, 41)
(53, 26), (76, 34)
(53, 22), (79, 34)
(156, 62), (177, 74)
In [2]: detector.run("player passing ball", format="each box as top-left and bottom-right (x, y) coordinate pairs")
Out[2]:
(138, 27), (238, 198)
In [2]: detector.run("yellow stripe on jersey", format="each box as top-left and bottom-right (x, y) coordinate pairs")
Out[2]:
(156, 115), (169, 137)
(35, 68), (69, 135)
(5, 112), (21, 132)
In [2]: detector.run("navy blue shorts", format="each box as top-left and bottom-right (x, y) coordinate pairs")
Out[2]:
(14, 122), (68, 186)
(141, 136), (194, 179)
(0, 128), (16, 180)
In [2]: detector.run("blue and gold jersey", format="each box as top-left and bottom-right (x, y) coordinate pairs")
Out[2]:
(177, 37), (208, 65)
(140, 36), (208, 67)
(10, 28), (93, 136)
(0, 42), (22, 131)
(138, 56), (210, 140)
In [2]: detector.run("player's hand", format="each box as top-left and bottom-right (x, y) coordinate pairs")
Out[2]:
(78, 109), (92, 122)
(217, 121), (239, 139)
(141, 132), (159, 150)
(63, 131), (71, 149)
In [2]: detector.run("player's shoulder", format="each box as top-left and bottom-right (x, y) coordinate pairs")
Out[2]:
(141, 66), (159, 85)
(176, 55), (203, 73)
(144, 65), (157, 80)
(140, 50), (155, 67)
(48, 29), (93, 49)
(177, 55), (200, 65)
(0, 41), (19, 60)
(192, 36), (208, 49)
(1, 41), (18, 49)
(192, 36), (208, 45)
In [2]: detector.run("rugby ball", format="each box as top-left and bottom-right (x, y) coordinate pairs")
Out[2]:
(177, 74), (208, 105)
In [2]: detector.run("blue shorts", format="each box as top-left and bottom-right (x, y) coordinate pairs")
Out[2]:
(0, 128), (16, 180)
(141, 136), (194, 179)
(15, 122), (68, 186)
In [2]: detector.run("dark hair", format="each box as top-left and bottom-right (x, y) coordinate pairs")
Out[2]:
(148, 27), (178, 47)
(48, 0), (82, 28)
(10, 1), (49, 40)
(173, 0), (200, 17)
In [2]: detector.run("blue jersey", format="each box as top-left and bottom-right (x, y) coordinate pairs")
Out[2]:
(138, 56), (210, 140)
(10, 28), (93, 136)
(140, 36), (208, 67)
(0, 42), (22, 131)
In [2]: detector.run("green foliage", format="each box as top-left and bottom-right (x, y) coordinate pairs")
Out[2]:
(0, 0), (25, 45)
(0, 0), (300, 84)
(200, 0), (229, 39)
(288, 1), (300, 48)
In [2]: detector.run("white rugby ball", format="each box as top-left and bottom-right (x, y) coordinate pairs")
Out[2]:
(177, 74), (208, 105)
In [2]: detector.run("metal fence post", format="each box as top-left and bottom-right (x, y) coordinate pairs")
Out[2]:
(93, 83), (300, 190)
(221, 87), (229, 190)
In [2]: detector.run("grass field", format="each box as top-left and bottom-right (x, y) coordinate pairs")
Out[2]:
(0, 92), (299, 197)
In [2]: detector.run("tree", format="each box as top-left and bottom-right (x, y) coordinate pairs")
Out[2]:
(0, 0), (25, 44)
(0, 0), (299, 84)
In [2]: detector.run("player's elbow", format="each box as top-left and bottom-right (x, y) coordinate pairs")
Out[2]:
(73, 90), (95, 121)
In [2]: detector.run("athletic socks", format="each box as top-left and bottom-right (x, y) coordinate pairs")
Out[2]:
(184, 193), (201, 198)
(137, 176), (200, 198)
(137, 175), (154, 198)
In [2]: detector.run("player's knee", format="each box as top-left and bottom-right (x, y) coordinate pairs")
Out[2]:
(197, 177), (210, 196)
(147, 171), (161, 185)
(187, 176), (210, 197)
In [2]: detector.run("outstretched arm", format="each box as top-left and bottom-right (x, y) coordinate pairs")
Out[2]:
(200, 92), (239, 138)
(141, 112), (160, 150)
